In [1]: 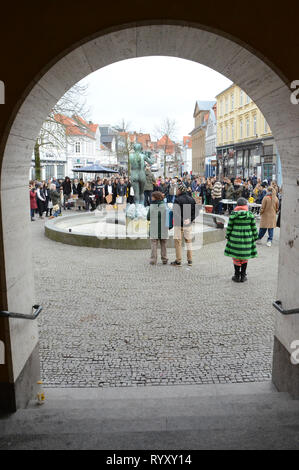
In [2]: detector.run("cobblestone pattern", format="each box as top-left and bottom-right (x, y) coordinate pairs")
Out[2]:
(32, 216), (278, 387)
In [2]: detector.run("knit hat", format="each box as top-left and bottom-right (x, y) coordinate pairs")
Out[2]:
(177, 184), (187, 193)
(236, 197), (248, 206)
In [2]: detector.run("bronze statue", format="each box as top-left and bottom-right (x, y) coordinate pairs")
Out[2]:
(127, 143), (154, 218)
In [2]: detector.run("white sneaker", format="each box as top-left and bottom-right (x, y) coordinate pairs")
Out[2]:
(266, 241), (272, 247)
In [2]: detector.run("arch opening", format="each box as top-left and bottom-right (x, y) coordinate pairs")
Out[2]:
(1, 23), (299, 408)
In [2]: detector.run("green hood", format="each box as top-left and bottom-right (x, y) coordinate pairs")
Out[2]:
(230, 210), (252, 220)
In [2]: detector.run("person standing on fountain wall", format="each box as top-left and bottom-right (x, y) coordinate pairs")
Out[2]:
(144, 164), (156, 207)
(224, 197), (258, 282)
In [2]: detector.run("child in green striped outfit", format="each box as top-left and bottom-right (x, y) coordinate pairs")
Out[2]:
(224, 197), (259, 282)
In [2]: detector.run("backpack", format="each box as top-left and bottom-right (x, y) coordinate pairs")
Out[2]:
(165, 206), (173, 229)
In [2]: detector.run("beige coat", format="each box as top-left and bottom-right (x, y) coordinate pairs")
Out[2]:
(260, 195), (279, 228)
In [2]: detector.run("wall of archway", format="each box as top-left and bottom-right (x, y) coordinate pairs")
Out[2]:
(1, 23), (299, 409)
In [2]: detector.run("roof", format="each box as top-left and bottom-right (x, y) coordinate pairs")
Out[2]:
(101, 135), (114, 144)
(54, 114), (97, 140)
(215, 83), (235, 98)
(193, 100), (216, 117)
(137, 133), (151, 148)
(183, 136), (192, 148)
(156, 134), (175, 154)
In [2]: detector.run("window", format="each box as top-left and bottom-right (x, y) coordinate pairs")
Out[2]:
(231, 122), (234, 140)
(246, 94), (250, 104)
(220, 126), (223, 143)
(246, 117), (250, 137)
(225, 97), (229, 114)
(253, 115), (257, 136)
(225, 124), (228, 141)
(45, 165), (54, 179)
(264, 118), (268, 133)
(57, 165), (65, 179)
(231, 93), (234, 111)
(220, 99), (223, 116)
(75, 142), (81, 153)
(264, 145), (273, 156)
(240, 90), (243, 106)
(240, 119), (243, 138)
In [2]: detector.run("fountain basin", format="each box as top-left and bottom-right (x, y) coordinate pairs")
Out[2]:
(45, 210), (227, 249)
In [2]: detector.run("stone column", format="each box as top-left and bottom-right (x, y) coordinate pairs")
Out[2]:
(53, 164), (57, 178)
(0, 134), (41, 412)
(272, 137), (299, 398)
(41, 166), (46, 181)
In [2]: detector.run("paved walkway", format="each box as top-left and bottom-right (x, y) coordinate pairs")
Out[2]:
(32, 215), (279, 387)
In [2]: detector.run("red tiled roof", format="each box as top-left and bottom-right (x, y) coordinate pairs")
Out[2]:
(54, 114), (97, 140)
(137, 133), (151, 148)
(156, 134), (175, 154)
(183, 136), (192, 148)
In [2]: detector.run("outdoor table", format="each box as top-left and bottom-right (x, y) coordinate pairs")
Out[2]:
(220, 199), (261, 208)
(220, 200), (261, 217)
(68, 197), (84, 210)
(220, 199), (236, 205)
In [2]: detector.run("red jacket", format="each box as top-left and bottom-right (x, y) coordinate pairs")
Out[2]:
(30, 190), (38, 209)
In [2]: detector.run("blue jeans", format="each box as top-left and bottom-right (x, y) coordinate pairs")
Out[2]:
(258, 227), (274, 242)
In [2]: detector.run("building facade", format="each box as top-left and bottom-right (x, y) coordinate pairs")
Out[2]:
(190, 100), (216, 175)
(182, 136), (192, 175)
(216, 84), (280, 181)
(205, 104), (217, 177)
(30, 116), (118, 180)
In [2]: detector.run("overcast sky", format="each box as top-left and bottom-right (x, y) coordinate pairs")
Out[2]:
(80, 56), (232, 141)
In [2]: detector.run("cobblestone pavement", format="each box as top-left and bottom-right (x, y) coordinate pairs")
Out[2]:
(32, 215), (279, 387)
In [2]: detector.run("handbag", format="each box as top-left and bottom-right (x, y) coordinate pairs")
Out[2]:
(116, 196), (123, 204)
(105, 194), (113, 204)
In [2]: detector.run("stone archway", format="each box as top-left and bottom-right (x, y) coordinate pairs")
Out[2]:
(1, 23), (298, 410)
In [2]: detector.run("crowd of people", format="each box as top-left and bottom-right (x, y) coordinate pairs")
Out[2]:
(29, 169), (281, 280)
(29, 175), (132, 220)
(29, 170), (281, 220)
(145, 175), (280, 282)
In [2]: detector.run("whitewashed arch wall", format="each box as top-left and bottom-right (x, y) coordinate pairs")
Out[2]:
(1, 24), (298, 388)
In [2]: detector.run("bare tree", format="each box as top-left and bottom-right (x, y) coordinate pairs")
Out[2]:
(173, 142), (182, 176)
(114, 118), (134, 176)
(154, 117), (178, 178)
(34, 83), (90, 180)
